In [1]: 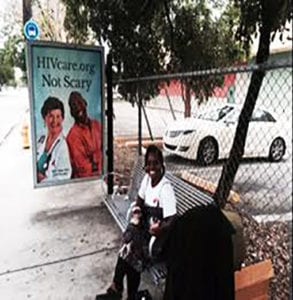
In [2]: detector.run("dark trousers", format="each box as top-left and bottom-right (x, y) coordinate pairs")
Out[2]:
(113, 257), (141, 300)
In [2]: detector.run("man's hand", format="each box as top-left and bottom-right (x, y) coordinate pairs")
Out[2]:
(149, 221), (161, 236)
(118, 243), (131, 259)
(37, 172), (46, 182)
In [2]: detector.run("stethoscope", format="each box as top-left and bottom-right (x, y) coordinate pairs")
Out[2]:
(41, 139), (60, 171)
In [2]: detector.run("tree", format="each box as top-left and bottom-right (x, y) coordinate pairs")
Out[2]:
(33, 0), (69, 42)
(61, 0), (244, 113)
(213, 0), (292, 207)
(164, 1), (244, 116)
(0, 0), (22, 41)
(0, 51), (15, 87)
(0, 0), (27, 85)
(0, 34), (27, 87)
(0, 0), (70, 86)
(62, 0), (170, 102)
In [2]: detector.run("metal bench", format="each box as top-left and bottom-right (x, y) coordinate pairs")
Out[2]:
(104, 156), (215, 284)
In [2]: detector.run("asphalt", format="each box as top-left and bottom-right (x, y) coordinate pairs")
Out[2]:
(0, 118), (163, 299)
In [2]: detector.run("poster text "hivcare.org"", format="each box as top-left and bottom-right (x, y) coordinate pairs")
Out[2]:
(37, 56), (95, 92)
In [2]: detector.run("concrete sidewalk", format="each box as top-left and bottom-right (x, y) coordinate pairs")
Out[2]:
(0, 123), (163, 299)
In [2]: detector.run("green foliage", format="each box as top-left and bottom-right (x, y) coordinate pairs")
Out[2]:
(163, 2), (244, 105)
(0, 35), (25, 86)
(0, 61), (15, 86)
(62, 0), (244, 108)
(234, 0), (292, 56)
(0, 1), (26, 86)
(62, 0), (168, 100)
(1, 35), (24, 68)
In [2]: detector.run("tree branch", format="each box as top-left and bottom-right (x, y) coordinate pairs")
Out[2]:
(163, 0), (175, 54)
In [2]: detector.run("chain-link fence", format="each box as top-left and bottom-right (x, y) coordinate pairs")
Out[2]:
(114, 61), (292, 223)
(112, 59), (292, 299)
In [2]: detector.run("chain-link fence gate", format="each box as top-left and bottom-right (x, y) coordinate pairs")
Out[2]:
(112, 60), (292, 299)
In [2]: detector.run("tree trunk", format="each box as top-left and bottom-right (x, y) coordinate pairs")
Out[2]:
(213, 23), (272, 208)
(165, 87), (177, 120)
(184, 82), (192, 118)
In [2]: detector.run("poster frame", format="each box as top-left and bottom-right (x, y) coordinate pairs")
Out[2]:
(27, 40), (106, 188)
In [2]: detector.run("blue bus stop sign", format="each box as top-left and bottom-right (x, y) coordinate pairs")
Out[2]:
(24, 20), (40, 41)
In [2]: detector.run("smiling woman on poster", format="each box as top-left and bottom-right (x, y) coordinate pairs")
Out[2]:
(36, 97), (72, 183)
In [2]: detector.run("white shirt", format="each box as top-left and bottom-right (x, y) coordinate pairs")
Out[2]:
(37, 132), (72, 182)
(138, 174), (177, 219)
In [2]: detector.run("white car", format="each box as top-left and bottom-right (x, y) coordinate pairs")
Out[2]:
(163, 104), (287, 165)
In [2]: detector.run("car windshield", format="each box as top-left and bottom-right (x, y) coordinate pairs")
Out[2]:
(197, 105), (234, 121)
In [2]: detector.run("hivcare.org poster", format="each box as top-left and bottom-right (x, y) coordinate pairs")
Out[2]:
(27, 41), (105, 188)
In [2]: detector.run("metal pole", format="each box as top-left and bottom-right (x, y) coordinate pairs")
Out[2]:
(141, 102), (154, 141)
(23, 0), (32, 25)
(137, 90), (142, 156)
(165, 88), (177, 120)
(106, 52), (114, 195)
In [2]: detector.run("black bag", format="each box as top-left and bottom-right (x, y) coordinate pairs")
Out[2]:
(135, 289), (153, 300)
(221, 209), (246, 271)
(150, 231), (170, 262)
(95, 293), (121, 300)
(150, 215), (177, 263)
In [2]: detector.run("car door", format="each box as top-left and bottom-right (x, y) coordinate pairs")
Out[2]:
(219, 108), (240, 158)
(245, 109), (277, 157)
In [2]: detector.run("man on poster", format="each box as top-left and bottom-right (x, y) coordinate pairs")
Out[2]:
(67, 91), (103, 178)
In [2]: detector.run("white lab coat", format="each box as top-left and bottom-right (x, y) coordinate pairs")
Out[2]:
(36, 132), (72, 182)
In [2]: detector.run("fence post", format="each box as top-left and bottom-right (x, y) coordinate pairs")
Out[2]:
(106, 52), (114, 195)
(137, 89), (142, 155)
(141, 101), (154, 141)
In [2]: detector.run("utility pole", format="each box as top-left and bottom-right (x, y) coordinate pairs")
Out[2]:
(23, 0), (32, 25)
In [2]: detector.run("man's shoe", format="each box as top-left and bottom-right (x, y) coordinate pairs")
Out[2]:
(95, 291), (121, 300)
(105, 283), (122, 299)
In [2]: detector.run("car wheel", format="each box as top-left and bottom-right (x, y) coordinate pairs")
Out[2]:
(197, 137), (218, 165)
(269, 137), (286, 162)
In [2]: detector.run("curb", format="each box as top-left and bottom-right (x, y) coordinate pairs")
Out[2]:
(115, 137), (163, 149)
(180, 170), (241, 204)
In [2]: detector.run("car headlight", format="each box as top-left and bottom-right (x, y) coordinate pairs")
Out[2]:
(167, 130), (183, 138)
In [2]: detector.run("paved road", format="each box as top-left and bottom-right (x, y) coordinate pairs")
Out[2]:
(0, 112), (118, 298)
(0, 88), (29, 146)
(165, 154), (292, 220)
(113, 101), (178, 138)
